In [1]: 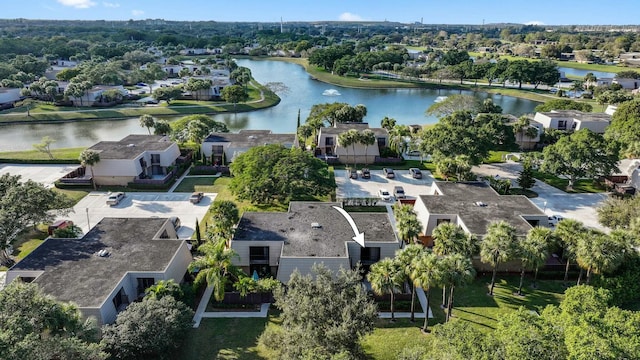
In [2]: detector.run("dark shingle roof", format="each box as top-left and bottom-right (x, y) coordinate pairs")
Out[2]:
(420, 182), (544, 236)
(320, 123), (388, 137)
(88, 135), (175, 160)
(10, 217), (184, 308)
(203, 130), (295, 148)
(233, 202), (397, 257)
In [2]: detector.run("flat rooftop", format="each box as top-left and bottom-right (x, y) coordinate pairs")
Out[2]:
(320, 122), (388, 137)
(204, 130), (296, 148)
(10, 217), (183, 308)
(421, 182), (544, 236)
(233, 202), (397, 257)
(88, 135), (175, 159)
(543, 110), (611, 122)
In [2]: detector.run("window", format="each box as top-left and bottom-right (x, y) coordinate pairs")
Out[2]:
(137, 278), (155, 293)
(212, 145), (224, 155)
(325, 137), (334, 146)
(250, 247), (269, 263)
(113, 288), (128, 310)
(436, 218), (450, 225)
(377, 137), (386, 147)
(361, 247), (380, 264)
(150, 154), (160, 163)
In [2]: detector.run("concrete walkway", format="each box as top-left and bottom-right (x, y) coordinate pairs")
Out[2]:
(192, 284), (270, 328)
(378, 286), (433, 319)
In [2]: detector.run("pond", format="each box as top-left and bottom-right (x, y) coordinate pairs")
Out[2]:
(0, 59), (541, 151)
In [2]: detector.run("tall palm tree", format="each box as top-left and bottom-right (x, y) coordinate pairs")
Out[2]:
(554, 219), (587, 286)
(480, 221), (518, 296)
(389, 125), (410, 157)
(395, 244), (425, 322)
(394, 204), (422, 244)
(517, 227), (553, 295)
(360, 129), (376, 166)
(441, 254), (475, 322)
(432, 222), (478, 307)
(209, 200), (239, 247)
(338, 130), (355, 168)
(78, 149), (100, 190)
(411, 251), (441, 333)
(144, 279), (182, 300)
(189, 240), (241, 302)
(367, 258), (404, 322)
(139, 114), (156, 134)
(576, 229), (625, 285)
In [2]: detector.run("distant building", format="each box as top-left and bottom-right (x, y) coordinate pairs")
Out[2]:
(0, 87), (21, 107)
(6, 217), (191, 325)
(231, 202), (400, 282)
(201, 130), (297, 165)
(533, 110), (611, 133)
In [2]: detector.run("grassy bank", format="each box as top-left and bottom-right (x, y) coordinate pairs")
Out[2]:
(0, 81), (279, 123)
(0, 147), (85, 162)
(468, 52), (626, 74)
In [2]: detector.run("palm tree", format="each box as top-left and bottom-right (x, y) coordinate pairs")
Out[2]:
(208, 200), (239, 247)
(368, 258), (404, 322)
(139, 114), (156, 134)
(480, 221), (518, 296)
(144, 279), (183, 300)
(189, 240), (241, 302)
(395, 244), (425, 322)
(78, 149), (100, 190)
(338, 130), (356, 168)
(394, 204), (422, 244)
(441, 254), (475, 322)
(360, 129), (376, 166)
(411, 251), (441, 333)
(517, 227), (553, 295)
(576, 229), (624, 285)
(389, 125), (410, 157)
(432, 222), (478, 307)
(554, 219), (587, 286)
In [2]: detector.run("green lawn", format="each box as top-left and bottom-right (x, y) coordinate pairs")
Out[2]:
(53, 188), (89, 205)
(173, 176), (219, 193)
(0, 228), (49, 271)
(533, 170), (606, 193)
(0, 147), (85, 161)
(180, 275), (566, 360)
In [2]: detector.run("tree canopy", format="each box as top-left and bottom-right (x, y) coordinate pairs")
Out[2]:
(534, 98), (593, 113)
(229, 144), (334, 204)
(259, 264), (377, 359)
(605, 98), (640, 157)
(541, 129), (619, 189)
(0, 282), (106, 360)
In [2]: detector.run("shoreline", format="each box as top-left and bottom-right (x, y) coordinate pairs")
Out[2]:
(0, 81), (280, 125)
(258, 56), (602, 105)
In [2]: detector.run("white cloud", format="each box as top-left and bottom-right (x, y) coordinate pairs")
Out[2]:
(131, 9), (144, 17)
(102, 2), (120, 8)
(525, 20), (545, 26)
(338, 12), (364, 21)
(57, 0), (97, 8)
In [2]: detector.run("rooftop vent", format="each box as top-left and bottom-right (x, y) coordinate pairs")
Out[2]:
(311, 222), (322, 229)
(97, 249), (110, 257)
(248, 135), (257, 140)
(475, 201), (487, 207)
(127, 144), (136, 147)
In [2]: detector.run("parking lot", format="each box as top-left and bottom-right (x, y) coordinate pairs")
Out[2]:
(57, 191), (216, 238)
(335, 169), (434, 202)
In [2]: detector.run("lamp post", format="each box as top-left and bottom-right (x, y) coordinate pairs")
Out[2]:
(543, 201), (547, 213)
(86, 208), (90, 230)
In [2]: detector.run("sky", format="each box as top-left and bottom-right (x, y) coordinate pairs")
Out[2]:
(3, 0), (639, 25)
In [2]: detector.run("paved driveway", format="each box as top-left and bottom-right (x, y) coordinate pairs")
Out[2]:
(58, 191), (216, 238)
(472, 163), (608, 231)
(335, 169), (434, 203)
(0, 164), (79, 187)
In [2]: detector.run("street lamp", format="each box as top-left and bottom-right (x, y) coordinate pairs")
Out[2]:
(543, 201), (547, 213)
(86, 208), (90, 230)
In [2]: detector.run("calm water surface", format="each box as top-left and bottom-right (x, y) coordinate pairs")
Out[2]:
(0, 59), (540, 151)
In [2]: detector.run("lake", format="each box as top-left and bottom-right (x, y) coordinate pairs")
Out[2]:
(557, 66), (616, 80)
(0, 59), (540, 151)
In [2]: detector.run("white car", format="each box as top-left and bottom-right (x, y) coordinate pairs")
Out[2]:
(548, 215), (564, 227)
(378, 189), (391, 201)
(106, 192), (126, 206)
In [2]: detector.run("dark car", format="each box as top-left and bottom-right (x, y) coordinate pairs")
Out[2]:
(382, 168), (395, 179)
(409, 168), (423, 179)
(361, 168), (370, 179)
(189, 192), (204, 204)
(393, 186), (406, 199)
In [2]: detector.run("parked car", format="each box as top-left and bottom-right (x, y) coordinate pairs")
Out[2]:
(382, 168), (395, 179)
(393, 186), (406, 199)
(169, 216), (181, 231)
(409, 168), (423, 179)
(361, 168), (370, 179)
(406, 150), (422, 157)
(348, 168), (358, 179)
(378, 189), (391, 201)
(106, 192), (126, 206)
(136, 82), (147, 87)
(548, 215), (564, 227)
(48, 219), (74, 236)
(190, 192), (204, 204)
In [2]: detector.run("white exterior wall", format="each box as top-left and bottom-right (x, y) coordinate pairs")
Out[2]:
(5, 270), (44, 283)
(613, 78), (639, 90)
(162, 241), (192, 282)
(91, 159), (138, 177)
(532, 113), (556, 129)
(276, 257), (351, 283)
(412, 196), (431, 235)
(231, 240), (284, 267)
(573, 120), (609, 133)
(424, 215), (459, 236)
